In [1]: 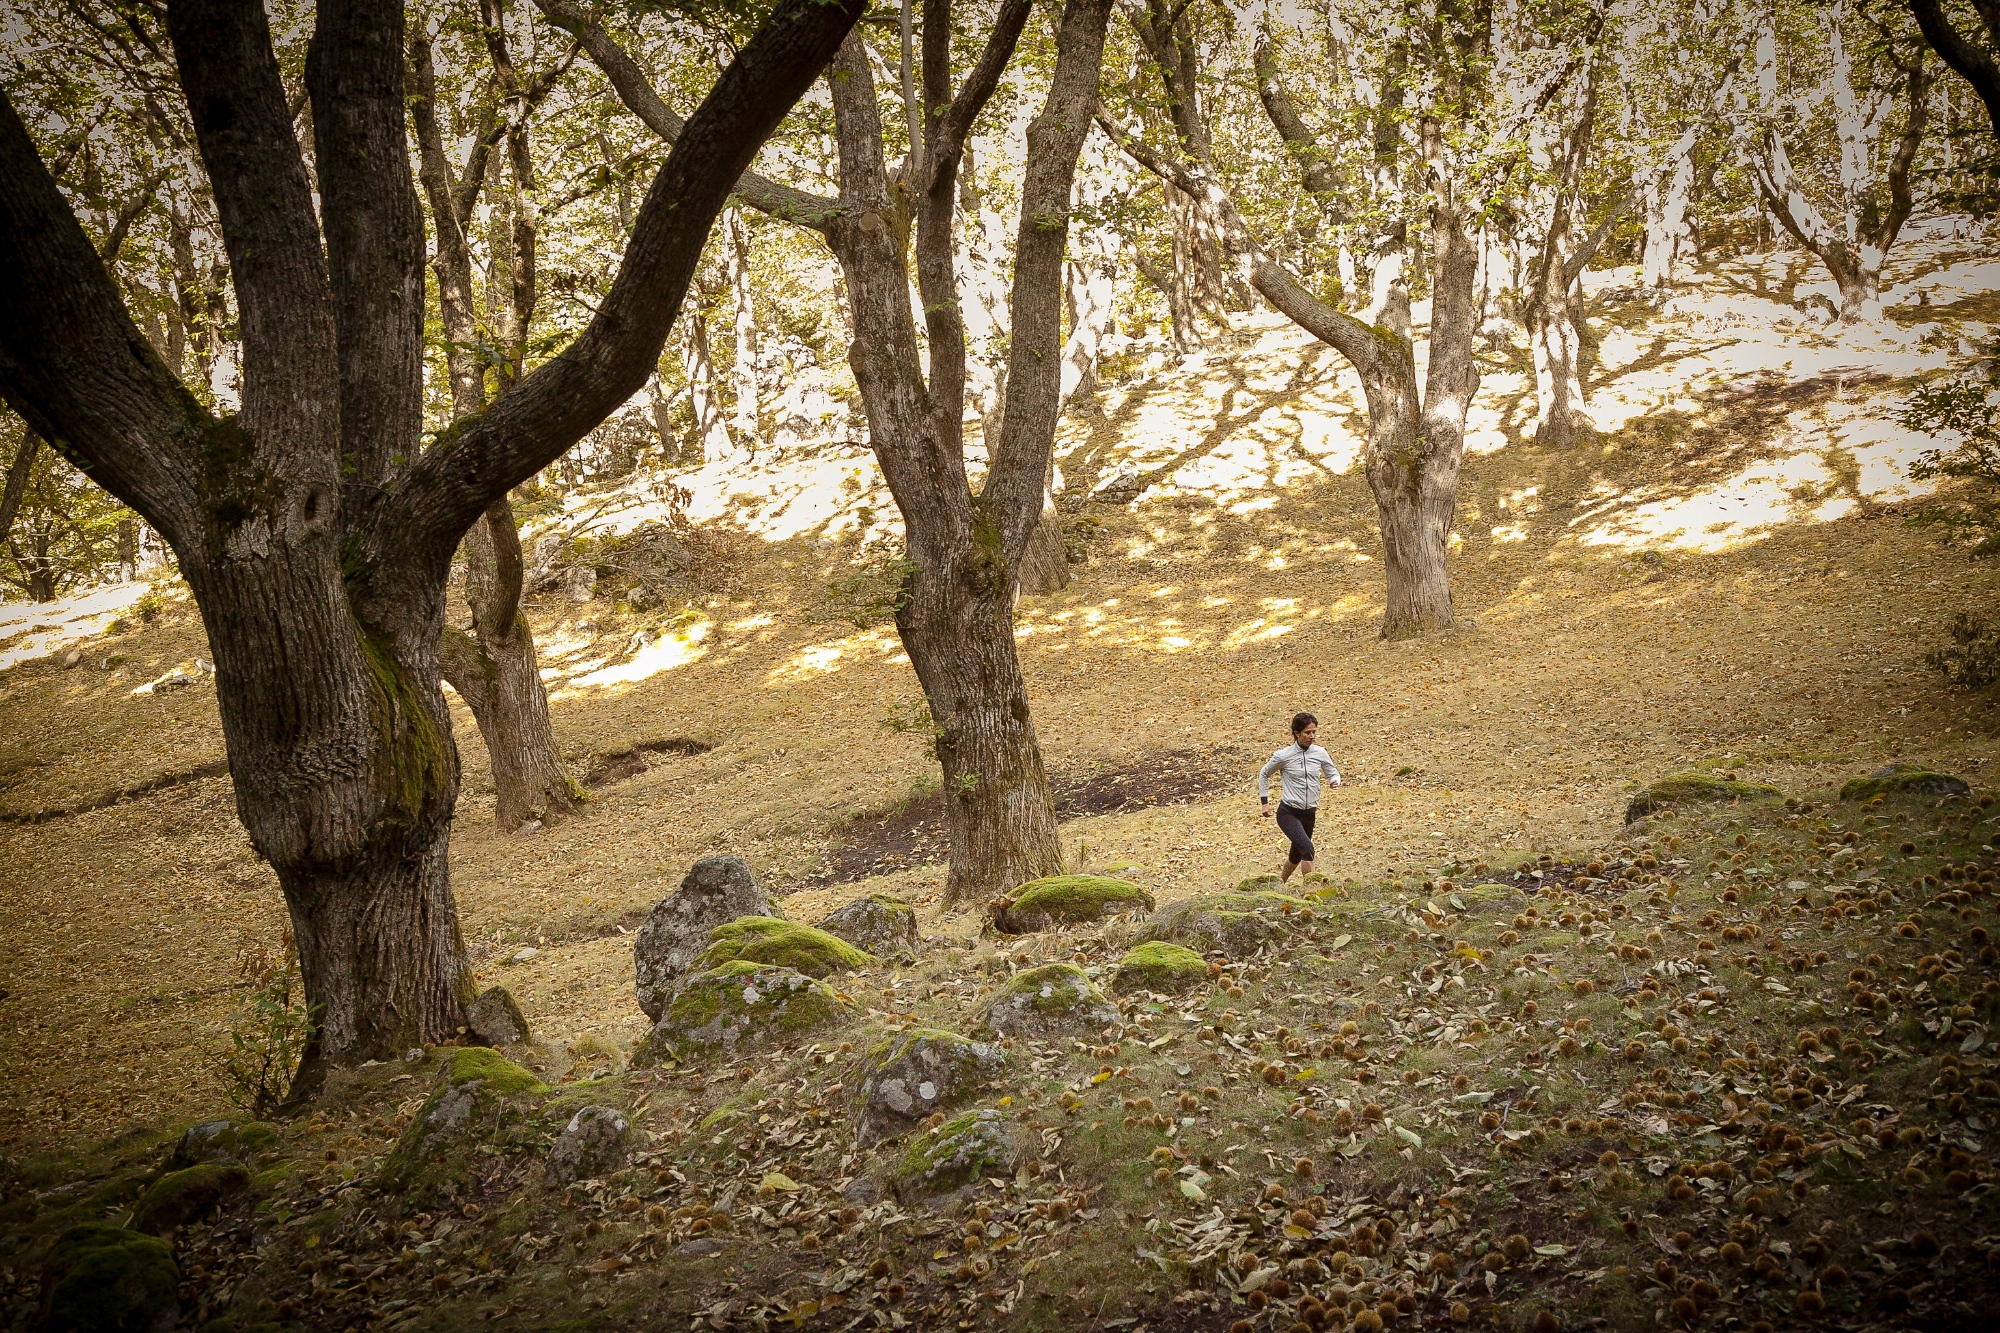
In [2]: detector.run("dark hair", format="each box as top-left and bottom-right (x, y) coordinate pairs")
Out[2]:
(1291, 712), (1317, 737)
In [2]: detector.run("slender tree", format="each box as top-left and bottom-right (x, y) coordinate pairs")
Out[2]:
(0, 0), (862, 1093)
(408, 8), (583, 832)
(542, 0), (1114, 903)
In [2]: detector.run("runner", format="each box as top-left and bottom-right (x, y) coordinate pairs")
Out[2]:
(1257, 712), (1341, 883)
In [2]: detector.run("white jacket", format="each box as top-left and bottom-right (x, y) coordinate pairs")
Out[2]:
(1257, 743), (1341, 809)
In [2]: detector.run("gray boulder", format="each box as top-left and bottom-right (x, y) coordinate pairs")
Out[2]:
(852, 1029), (1008, 1148)
(976, 963), (1119, 1041)
(895, 1110), (1031, 1202)
(634, 855), (775, 1020)
(466, 985), (529, 1047)
(546, 1106), (632, 1186)
(818, 894), (919, 958)
(167, 1120), (277, 1170)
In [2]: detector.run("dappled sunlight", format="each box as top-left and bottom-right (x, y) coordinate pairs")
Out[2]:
(549, 620), (709, 696)
(0, 580), (157, 671)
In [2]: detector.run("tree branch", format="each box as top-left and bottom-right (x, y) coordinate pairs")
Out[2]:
(0, 91), (205, 544)
(925, 0), (1034, 188)
(363, 0), (865, 590)
(167, 0), (341, 492)
(1909, 0), (2000, 137)
(1252, 28), (1340, 207)
(307, 0), (427, 517)
(0, 431), (41, 543)
(532, 0), (841, 229)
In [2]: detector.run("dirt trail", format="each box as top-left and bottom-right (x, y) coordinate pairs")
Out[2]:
(1, 238), (1997, 1154)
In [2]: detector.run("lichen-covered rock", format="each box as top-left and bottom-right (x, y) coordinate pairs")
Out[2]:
(166, 1120), (277, 1170)
(1112, 941), (1208, 994)
(466, 985), (529, 1046)
(992, 875), (1154, 934)
(1840, 764), (1971, 803)
(39, 1223), (179, 1333)
(976, 963), (1119, 1040)
(377, 1048), (547, 1197)
(546, 1106), (632, 1186)
(633, 962), (855, 1066)
(129, 1162), (249, 1235)
(1625, 773), (1780, 822)
(852, 1029), (1008, 1147)
(818, 895), (919, 958)
(634, 855), (775, 1021)
(1140, 891), (1313, 956)
(699, 917), (874, 978)
(895, 1110), (1030, 1201)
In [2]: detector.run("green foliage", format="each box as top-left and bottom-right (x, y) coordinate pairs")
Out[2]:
(823, 538), (916, 628)
(880, 694), (942, 758)
(1898, 371), (2000, 556)
(1, 418), (137, 601)
(208, 946), (315, 1121)
(1923, 612), (2000, 692)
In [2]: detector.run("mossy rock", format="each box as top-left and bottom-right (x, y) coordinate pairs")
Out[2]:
(818, 895), (919, 958)
(1141, 891), (1313, 956)
(1839, 764), (1971, 803)
(129, 1163), (249, 1235)
(698, 917), (874, 978)
(40, 1223), (179, 1332)
(895, 1110), (1029, 1201)
(167, 1120), (277, 1171)
(1625, 772), (1781, 822)
(992, 875), (1154, 934)
(1112, 941), (1208, 995)
(977, 963), (1120, 1040)
(633, 961), (856, 1066)
(852, 1029), (1009, 1147)
(377, 1050), (548, 1199)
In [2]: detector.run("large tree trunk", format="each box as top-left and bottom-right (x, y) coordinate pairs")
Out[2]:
(0, 0), (863, 1098)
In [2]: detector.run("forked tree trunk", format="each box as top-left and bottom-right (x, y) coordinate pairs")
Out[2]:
(725, 208), (760, 441)
(1, 0), (863, 1095)
(681, 300), (737, 464)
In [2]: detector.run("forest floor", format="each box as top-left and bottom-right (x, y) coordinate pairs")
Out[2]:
(2, 229), (2000, 1331)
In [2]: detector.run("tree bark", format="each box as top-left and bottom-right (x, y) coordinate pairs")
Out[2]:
(680, 298), (737, 464)
(0, 0), (861, 1095)
(1909, 0), (2000, 138)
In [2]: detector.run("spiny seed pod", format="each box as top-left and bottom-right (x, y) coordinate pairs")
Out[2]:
(1504, 1234), (1532, 1261)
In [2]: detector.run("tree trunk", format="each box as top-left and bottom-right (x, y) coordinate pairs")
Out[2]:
(680, 302), (736, 464)
(439, 497), (581, 829)
(901, 574), (1062, 899)
(724, 208), (760, 441)
(0, 0), (863, 1100)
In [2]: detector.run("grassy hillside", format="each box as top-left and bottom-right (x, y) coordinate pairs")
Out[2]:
(1, 235), (1998, 1330)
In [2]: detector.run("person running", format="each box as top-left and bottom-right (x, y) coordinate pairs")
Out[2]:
(1257, 712), (1341, 882)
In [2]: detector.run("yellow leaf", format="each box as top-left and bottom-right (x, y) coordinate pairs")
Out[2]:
(759, 1171), (801, 1193)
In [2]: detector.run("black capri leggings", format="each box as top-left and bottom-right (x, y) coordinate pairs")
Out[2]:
(1276, 802), (1317, 865)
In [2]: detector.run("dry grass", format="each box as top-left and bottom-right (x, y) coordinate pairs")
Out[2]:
(1, 237), (1997, 1159)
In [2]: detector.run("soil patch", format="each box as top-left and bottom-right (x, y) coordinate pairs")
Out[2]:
(820, 748), (1242, 884)
(581, 736), (714, 788)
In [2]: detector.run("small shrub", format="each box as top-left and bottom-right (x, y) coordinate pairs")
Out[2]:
(209, 937), (316, 1119)
(822, 538), (915, 628)
(880, 695), (942, 759)
(1924, 612), (2000, 692)
(1899, 371), (2000, 555)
